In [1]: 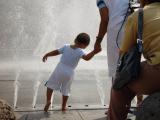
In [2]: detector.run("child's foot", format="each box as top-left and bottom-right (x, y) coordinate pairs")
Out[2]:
(62, 108), (67, 113)
(44, 102), (51, 112)
(62, 108), (66, 111)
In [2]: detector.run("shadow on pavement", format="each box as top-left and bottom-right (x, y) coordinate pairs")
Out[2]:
(18, 111), (49, 120)
(94, 117), (106, 120)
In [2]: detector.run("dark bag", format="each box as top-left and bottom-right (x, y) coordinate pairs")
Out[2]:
(113, 9), (143, 90)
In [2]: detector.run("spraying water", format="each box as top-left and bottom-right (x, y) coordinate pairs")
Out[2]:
(12, 1), (24, 109)
(0, 0), (109, 109)
(32, 75), (41, 108)
(95, 71), (105, 105)
(33, 0), (57, 56)
(14, 71), (20, 108)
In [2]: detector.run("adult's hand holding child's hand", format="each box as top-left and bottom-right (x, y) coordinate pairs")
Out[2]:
(94, 42), (102, 54)
(94, 47), (102, 54)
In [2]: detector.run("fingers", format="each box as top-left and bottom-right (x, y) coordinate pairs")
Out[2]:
(42, 55), (47, 62)
(42, 57), (45, 62)
(94, 47), (102, 54)
(94, 42), (101, 49)
(97, 48), (102, 53)
(94, 42), (102, 54)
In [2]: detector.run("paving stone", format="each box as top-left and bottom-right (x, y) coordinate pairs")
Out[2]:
(78, 110), (106, 120)
(136, 92), (160, 120)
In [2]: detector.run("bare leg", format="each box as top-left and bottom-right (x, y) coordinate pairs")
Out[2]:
(44, 88), (53, 112)
(136, 94), (143, 107)
(62, 95), (69, 111)
(107, 87), (135, 120)
(105, 77), (114, 115)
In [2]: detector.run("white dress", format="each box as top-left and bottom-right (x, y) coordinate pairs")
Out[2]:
(97, 0), (129, 77)
(45, 44), (85, 96)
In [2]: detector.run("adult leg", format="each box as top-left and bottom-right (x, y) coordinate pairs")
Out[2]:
(44, 87), (53, 112)
(105, 77), (115, 115)
(136, 94), (143, 107)
(128, 62), (160, 95)
(62, 95), (69, 111)
(107, 62), (160, 120)
(107, 87), (136, 120)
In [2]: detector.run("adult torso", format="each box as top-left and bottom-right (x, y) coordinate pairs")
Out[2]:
(105, 0), (129, 30)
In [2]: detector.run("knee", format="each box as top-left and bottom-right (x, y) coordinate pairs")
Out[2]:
(111, 87), (135, 102)
(127, 82), (139, 94)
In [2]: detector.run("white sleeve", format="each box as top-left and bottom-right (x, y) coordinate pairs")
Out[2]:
(58, 45), (66, 54)
(97, 0), (108, 9)
(79, 49), (86, 58)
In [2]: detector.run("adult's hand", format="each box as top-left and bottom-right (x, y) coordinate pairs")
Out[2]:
(94, 41), (102, 52)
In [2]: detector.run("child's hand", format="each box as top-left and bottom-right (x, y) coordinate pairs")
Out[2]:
(94, 47), (102, 54)
(42, 54), (48, 62)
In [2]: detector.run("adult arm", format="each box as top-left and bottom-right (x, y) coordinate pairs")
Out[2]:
(97, 7), (109, 40)
(94, 6), (109, 50)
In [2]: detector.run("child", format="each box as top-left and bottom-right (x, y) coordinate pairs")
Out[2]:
(42, 33), (101, 112)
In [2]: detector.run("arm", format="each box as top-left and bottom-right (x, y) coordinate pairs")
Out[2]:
(82, 48), (101, 61)
(94, 7), (109, 50)
(42, 50), (60, 62)
(82, 50), (97, 61)
(97, 7), (109, 40)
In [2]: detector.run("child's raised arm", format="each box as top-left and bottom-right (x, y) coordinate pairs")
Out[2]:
(82, 48), (101, 61)
(42, 50), (60, 62)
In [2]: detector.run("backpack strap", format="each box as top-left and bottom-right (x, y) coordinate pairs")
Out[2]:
(137, 8), (143, 53)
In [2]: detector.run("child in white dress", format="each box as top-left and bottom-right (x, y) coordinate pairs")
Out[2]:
(42, 33), (101, 112)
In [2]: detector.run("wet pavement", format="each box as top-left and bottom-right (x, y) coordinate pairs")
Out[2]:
(15, 110), (135, 120)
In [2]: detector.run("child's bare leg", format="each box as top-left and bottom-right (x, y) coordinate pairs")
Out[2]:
(44, 88), (53, 112)
(62, 95), (69, 111)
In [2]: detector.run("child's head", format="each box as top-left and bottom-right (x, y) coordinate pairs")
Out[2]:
(75, 33), (90, 49)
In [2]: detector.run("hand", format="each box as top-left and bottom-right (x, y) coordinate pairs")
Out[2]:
(42, 54), (48, 62)
(94, 41), (102, 54)
(94, 47), (102, 54)
(94, 40), (101, 49)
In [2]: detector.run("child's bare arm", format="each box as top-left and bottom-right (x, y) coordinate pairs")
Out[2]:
(42, 50), (60, 62)
(82, 48), (101, 61)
